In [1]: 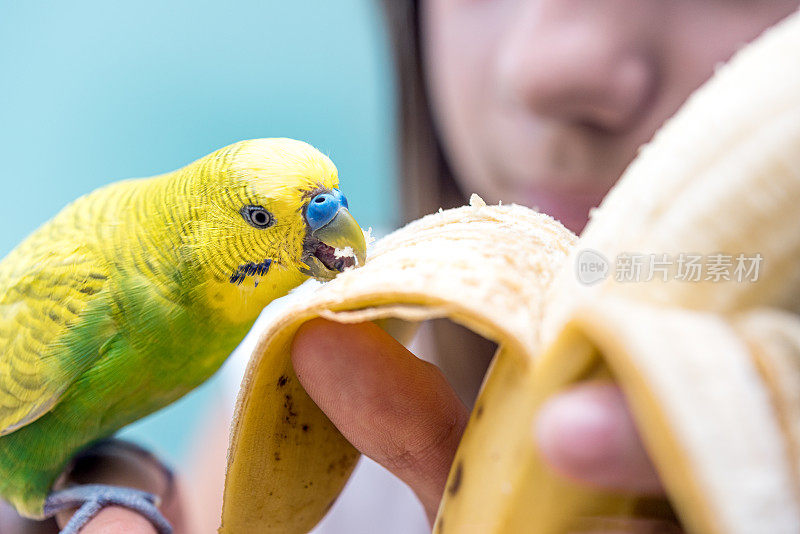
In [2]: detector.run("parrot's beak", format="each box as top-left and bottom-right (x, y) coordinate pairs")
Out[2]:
(302, 208), (367, 281)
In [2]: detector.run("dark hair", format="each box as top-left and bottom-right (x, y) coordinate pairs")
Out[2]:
(380, 0), (466, 223)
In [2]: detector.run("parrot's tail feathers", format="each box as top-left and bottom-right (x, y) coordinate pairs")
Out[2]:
(43, 484), (172, 534)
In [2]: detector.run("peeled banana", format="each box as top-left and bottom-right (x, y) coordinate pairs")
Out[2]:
(220, 9), (800, 534)
(219, 200), (576, 533)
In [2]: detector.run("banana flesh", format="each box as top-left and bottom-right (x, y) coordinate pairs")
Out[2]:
(220, 9), (800, 534)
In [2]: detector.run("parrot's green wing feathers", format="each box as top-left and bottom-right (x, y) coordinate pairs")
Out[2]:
(0, 244), (112, 436)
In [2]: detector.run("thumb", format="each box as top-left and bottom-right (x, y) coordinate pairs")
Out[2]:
(291, 319), (469, 522)
(535, 382), (664, 494)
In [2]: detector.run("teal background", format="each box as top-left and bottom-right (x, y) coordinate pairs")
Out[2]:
(0, 1), (396, 465)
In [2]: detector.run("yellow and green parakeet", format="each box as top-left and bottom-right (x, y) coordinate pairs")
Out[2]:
(0, 138), (367, 533)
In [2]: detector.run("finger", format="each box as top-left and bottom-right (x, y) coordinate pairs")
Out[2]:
(534, 382), (664, 494)
(0, 499), (59, 534)
(54, 440), (187, 533)
(291, 319), (469, 521)
(67, 507), (158, 534)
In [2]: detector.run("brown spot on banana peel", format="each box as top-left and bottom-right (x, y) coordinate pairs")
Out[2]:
(326, 454), (355, 476)
(324, 497), (337, 514)
(447, 462), (463, 497)
(632, 496), (680, 524)
(283, 394), (298, 426)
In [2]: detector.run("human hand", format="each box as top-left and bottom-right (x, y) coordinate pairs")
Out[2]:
(0, 440), (186, 534)
(291, 319), (670, 526)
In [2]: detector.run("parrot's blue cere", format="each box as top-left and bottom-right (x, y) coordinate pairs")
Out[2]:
(306, 190), (350, 231)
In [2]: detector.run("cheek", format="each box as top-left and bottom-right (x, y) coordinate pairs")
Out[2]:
(422, 0), (511, 193)
(645, 2), (800, 169)
(664, 2), (799, 94)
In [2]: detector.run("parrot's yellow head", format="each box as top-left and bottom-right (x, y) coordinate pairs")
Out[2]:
(180, 138), (367, 322)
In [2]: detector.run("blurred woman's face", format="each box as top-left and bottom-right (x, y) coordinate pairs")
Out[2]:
(422, 0), (798, 232)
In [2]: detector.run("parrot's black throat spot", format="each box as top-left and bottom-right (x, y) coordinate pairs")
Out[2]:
(229, 258), (272, 286)
(303, 237), (355, 273)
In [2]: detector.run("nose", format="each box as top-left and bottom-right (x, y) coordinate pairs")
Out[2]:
(306, 190), (350, 231)
(496, 0), (658, 131)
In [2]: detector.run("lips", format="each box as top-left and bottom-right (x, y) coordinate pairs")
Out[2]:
(519, 186), (609, 234)
(480, 129), (618, 232)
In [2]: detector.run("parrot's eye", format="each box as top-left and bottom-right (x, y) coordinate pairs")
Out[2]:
(240, 205), (275, 229)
